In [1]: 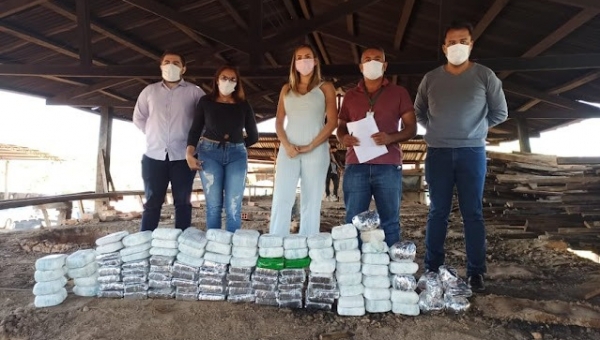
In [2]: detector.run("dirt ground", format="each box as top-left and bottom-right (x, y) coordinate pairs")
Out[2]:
(1, 197), (599, 340)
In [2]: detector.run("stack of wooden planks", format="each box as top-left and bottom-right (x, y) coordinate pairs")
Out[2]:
(483, 152), (600, 250)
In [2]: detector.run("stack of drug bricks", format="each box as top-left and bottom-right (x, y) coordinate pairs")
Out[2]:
(483, 151), (600, 250)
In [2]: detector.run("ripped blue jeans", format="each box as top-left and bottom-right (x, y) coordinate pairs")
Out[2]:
(197, 139), (248, 232)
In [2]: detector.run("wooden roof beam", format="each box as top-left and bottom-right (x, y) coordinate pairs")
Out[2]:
(52, 79), (135, 101)
(249, 0), (263, 66)
(498, 8), (599, 79)
(3, 54), (600, 78)
(518, 71), (600, 111)
(76, 0), (92, 67)
(46, 97), (135, 108)
(472, 0), (510, 40)
(0, 0), (47, 19)
(508, 110), (600, 119)
(217, 0), (248, 30)
(264, 0), (383, 47)
(544, 0), (600, 10)
(345, 0), (360, 64)
(393, 0), (416, 50)
(503, 81), (599, 111)
(0, 21), (110, 66)
(300, 0), (331, 65)
(123, 0), (250, 53)
(44, 1), (162, 60)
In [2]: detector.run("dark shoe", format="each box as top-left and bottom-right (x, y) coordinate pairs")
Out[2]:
(468, 274), (485, 292)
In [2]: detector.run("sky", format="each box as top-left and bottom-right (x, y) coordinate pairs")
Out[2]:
(1, 89), (600, 195)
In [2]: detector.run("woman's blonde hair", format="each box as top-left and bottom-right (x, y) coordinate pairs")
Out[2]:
(287, 44), (322, 95)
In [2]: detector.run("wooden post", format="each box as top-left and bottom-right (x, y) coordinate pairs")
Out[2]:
(95, 106), (113, 212)
(3, 160), (8, 200)
(517, 118), (532, 153)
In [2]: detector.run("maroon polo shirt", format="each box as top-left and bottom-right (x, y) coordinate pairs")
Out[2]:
(339, 78), (414, 165)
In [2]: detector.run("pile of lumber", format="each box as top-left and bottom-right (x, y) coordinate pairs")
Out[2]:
(484, 152), (600, 249)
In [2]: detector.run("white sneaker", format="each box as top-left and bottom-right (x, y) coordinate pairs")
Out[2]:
(331, 195), (338, 202)
(323, 196), (330, 202)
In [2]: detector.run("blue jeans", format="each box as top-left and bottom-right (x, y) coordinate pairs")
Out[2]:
(343, 164), (402, 247)
(141, 154), (196, 231)
(424, 147), (487, 277)
(197, 139), (248, 232)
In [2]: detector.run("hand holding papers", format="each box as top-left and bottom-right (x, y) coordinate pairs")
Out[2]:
(346, 115), (388, 163)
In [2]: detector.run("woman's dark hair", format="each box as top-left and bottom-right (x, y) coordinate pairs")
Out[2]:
(208, 65), (246, 102)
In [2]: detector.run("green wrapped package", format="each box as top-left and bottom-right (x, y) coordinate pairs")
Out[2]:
(284, 256), (311, 268)
(257, 257), (285, 270)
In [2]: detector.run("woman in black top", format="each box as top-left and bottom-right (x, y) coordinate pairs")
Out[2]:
(186, 65), (259, 232)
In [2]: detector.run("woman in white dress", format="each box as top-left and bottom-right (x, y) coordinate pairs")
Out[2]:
(269, 44), (338, 237)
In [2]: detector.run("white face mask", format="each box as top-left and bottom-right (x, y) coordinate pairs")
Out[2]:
(218, 79), (237, 96)
(362, 60), (384, 80)
(295, 59), (315, 76)
(160, 64), (182, 82)
(446, 44), (471, 66)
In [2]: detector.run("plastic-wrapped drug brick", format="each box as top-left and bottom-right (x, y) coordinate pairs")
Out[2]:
(276, 268), (305, 308)
(252, 267), (279, 306)
(95, 231), (129, 299)
(198, 260), (228, 301)
(171, 261), (200, 301)
(331, 224), (364, 316)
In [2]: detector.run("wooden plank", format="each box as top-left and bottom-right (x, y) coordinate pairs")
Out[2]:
(0, 189), (202, 210)
(585, 221), (600, 228)
(487, 151), (558, 166)
(557, 156), (600, 165)
(557, 227), (600, 234)
(496, 174), (600, 185)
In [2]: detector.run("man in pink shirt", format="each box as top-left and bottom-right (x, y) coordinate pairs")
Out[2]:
(337, 47), (417, 246)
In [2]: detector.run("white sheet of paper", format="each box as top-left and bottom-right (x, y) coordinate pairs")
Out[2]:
(346, 115), (388, 163)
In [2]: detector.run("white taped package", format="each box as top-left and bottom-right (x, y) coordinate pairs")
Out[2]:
(95, 231), (128, 299)
(333, 229), (364, 316)
(258, 234), (283, 248)
(178, 228), (208, 250)
(152, 228), (182, 241)
(122, 231), (152, 247)
(362, 234), (391, 313)
(307, 233), (333, 249)
(67, 249), (98, 297)
(227, 230), (258, 303)
(359, 229), (385, 243)
(198, 260), (229, 301)
(258, 246), (283, 258)
(96, 231), (129, 247)
(148, 255), (175, 299)
(333, 238), (359, 252)
(283, 235), (307, 249)
(331, 224), (357, 240)
(206, 229), (233, 244)
(232, 229), (260, 248)
(119, 234), (152, 299)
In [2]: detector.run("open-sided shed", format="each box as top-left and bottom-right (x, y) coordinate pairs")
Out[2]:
(1, 0), (599, 190)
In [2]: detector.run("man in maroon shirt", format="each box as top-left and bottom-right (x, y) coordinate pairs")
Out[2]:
(337, 47), (417, 246)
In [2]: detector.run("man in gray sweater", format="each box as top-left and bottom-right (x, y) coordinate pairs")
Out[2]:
(414, 21), (508, 292)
